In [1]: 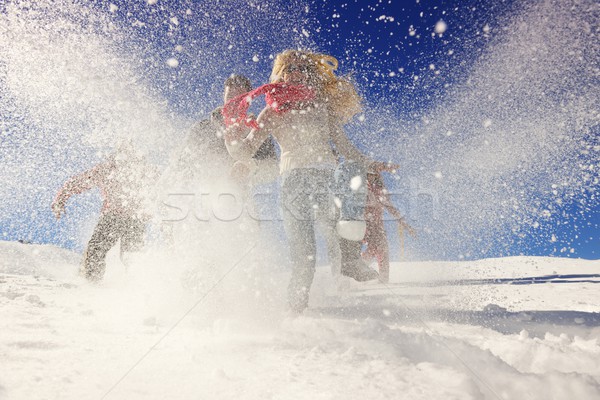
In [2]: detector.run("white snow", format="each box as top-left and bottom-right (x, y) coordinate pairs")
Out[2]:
(435, 20), (448, 34)
(166, 58), (179, 68)
(1, 241), (599, 399)
(350, 175), (363, 191)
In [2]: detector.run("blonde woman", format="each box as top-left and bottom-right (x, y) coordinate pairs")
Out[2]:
(224, 50), (391, 313)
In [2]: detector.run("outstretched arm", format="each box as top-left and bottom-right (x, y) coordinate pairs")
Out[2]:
(329, 122), (372, 167)
(51, 164), (105, 219)
(370, 179), (416, 237)
(328, 113), (399, 172)
(380, 200), (416, 237)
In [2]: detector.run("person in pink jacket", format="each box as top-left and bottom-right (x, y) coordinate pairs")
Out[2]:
(52, 142), (157, 281)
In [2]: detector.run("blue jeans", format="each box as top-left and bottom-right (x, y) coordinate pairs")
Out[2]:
(281, 168), (341, 312)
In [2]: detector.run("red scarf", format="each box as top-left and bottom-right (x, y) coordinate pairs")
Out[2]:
(222, 83), (316, 129)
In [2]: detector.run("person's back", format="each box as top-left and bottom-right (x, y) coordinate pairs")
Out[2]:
(53, 153), (155, 219)
(108, 154), (157, 217)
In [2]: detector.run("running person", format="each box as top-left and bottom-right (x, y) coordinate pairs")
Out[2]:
(52, 142), (157, 281)
(223, 50), (391, 313)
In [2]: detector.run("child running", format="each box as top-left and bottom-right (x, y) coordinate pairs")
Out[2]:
(363, 172), (416, 283)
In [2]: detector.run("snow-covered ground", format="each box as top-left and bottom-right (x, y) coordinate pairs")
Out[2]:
(1, 240), (599, 400)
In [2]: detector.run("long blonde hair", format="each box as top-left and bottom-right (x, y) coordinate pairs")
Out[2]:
(270, 50), (362, 124)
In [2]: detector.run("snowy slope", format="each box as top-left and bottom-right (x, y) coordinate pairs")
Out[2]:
(1, 241), (599, 400)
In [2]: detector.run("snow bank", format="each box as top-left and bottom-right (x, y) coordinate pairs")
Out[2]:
(0, 240), (79, 280)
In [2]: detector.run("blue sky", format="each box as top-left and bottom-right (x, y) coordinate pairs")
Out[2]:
(1, 0), (597, 259)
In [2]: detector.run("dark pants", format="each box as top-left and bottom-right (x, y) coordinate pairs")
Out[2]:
(363, 224), (390, 283)
(82, 212), (145, 281)
(281, 168), (341, 313)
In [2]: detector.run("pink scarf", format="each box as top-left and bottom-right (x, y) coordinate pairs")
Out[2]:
(222, 83), (316, 129)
